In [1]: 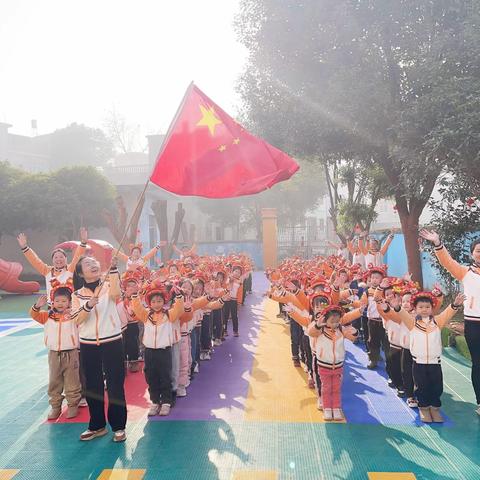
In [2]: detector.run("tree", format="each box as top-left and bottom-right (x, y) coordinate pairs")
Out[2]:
(0, 162), (48, 241)
(46, 166), (116, 241)
(103, 108), (147, 154)
(49, 123), (113, 168)
(195, 158), (325, 239)
(235, 0), (480, 283)
(0, 163), (116, 242)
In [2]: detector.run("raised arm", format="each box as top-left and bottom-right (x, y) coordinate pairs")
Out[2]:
(130, 295), (149, 323)
(435, 293), (465, 328)
(143, 245), (161, 262)
(108, 265), (121, 301)
(168, 295), (185, 323)
(18, 234), (49, 276)
(420, 229), (468, 281)
(29, 294), (49, 324)
(380, 233), (394, 256)
(67, 228), (88, 272)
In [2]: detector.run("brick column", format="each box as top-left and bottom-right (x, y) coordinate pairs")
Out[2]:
(262, 208), (278, 269)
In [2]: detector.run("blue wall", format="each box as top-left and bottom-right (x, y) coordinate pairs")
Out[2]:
(383, 234), (437, 289)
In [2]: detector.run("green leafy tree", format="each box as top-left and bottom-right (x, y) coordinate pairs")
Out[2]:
(235, 0), (480, 283)
(50, 123), (114, 168)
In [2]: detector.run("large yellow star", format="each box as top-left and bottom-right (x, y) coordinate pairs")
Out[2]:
(196, 105), (222, 136)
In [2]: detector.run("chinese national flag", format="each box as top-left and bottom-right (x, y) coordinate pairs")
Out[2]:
(150, 83), (299, 198)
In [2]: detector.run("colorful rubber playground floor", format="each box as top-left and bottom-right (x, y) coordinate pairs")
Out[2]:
(0, 274), (479, 479)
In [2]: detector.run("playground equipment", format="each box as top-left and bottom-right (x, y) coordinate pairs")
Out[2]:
(55, 239), (114, 272)
(0, 258), (40, 294)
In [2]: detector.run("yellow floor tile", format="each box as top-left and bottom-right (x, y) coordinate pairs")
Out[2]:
(232, 470), (278, 480)
(97, 469), (146, 480)
(368, 473), (416, 480)
(244, 299), (340, 423)
(0, 471), (20, 480)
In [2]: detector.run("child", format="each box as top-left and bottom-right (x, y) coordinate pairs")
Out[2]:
(30, 282), (81, 420)
(360, 231), (394, 267)
(18, 228), (87, 301)
(361, 266), (390, 370)
(117, 242), (165, 271)
(131, 280), (184, 416)
(117, 271), (142, 373)
(395, 291), (465, 423)
(306, 305), (358, 421)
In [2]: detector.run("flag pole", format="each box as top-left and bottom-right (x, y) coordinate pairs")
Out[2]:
(96, 82), (195, 292)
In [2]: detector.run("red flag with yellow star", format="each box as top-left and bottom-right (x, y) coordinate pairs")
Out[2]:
(149, 83), (299, 198)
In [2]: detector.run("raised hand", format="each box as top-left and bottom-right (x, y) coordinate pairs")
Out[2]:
(380, 278), (390, 289)
(453, 293), (466, 308)
(110, 256), (118, 269)
(35, 294), (48, 308)
(419, 229), (440, 246)
(17, 233), (28, 249)
(388, 295), (401, 310)
(283, 303), (294, 313)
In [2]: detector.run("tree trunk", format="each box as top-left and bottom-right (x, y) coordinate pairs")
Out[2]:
(167, 203), (185, 260)
(397, 206), (423, 287)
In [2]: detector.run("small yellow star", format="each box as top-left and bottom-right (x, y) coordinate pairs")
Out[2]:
(233, 138), (240, 145)
(196, 105), (222, 136)
(218, 145), (227, 152)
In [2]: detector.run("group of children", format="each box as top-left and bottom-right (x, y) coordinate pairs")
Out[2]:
(19, 230), (252, 442)
(266, 230), (465, 423)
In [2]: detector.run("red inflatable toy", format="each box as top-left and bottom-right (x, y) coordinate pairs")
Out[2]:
(0, 258), (40, 294)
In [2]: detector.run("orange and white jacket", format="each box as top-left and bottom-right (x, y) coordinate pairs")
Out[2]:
(117, 246), (160, 271)
(71, 270), (123, 345)
(395, 305), (458, 364)
(360, 235), (394, 267)
(130, 294), (184, 349)
(30, 306), (79, 351)
(21, 242), (86, 300)
(435, 244), (480, 322)
(307, 323), (357, 370)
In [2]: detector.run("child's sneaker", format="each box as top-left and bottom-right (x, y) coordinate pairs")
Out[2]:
(204, 352), (211, 360)
(293, 359), (301, 368)
(159, 403), (171, 416)
(387, 378), (395, 388)
(185, 379), (191, 388)
(113, 430), (126, 442)
(397, 388), (406, 398)
(79, 397), (88, 407)
(199, 352), (206, 361)
(194, 364), (199, 373)
(429, 407), (444, 423)
(233, 332), (239, 337)
(177, 385), (187, 397)
(317, 398), (323, 411)
(407, 397), (418, 408)
(148, 403), (160, 416)
(66, 406), (79, 419)
(323, 408), (333, 421)
(476, 404), (480, 416)
(47, 408), (61, 420)
(332, 409), (344, 421)
(308, 377), (315, 389)
(80, 427), (108, 441)
(419, 407), (433, 423)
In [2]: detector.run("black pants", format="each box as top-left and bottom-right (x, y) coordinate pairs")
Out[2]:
(301, 334), (313, 375)
(465, 320), (480, 404)
(241, 281), (247, 304)
(401, 348), (415, 398)
(245, 273), (252, 293)
(412, 362), (443, 408)
(201, 313), (212, 351)
(144, 347), (172, 405)
(361, 314), (369, 350)
(368, 320), (389, 363)
(289, 317), (302, 360)
(387, 346), (403, 389)
(124, 323), (140, 362)
(212, 309), (223, 340)
(80, 339), (127, 432)
(223, 300), (239, 334)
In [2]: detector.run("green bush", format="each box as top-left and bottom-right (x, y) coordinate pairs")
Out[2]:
(455, 335), (472, 362)
(441, 327), (451, 348)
